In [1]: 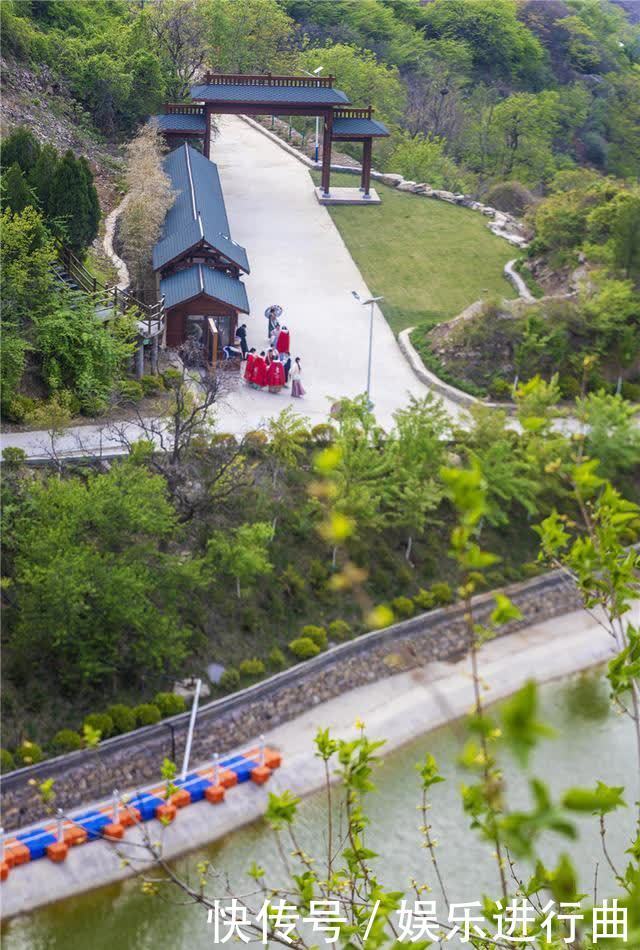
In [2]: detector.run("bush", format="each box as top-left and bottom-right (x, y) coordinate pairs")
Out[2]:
(4, 394), (37, 423)
(51, 729), (83, 754)
(310, 423), (336, 444)
(15, 740), (44, 766)
(414, 588), (435, 611)
(119, 380), (144, 403)
(308, 559), (329, 591)
(84, 712), (114, 739)
(240, 605), (261, 633)
(243, 430), (268, 453)
(140, 374), (164, 396)
(621, 381), (640, 403)
(328, 619), (352, 641)
(268, 646), (286, 669)
(0, 749), (15, 774)
(107, 704), (137, 735)
(490, 377), (513, 399)
(302, 625), (328, 650)
(219, 668), (240, 691)
(558, 375), (581, 400)
(133, 704), (161, 727)
(430, 582), (454, 606)
(162, 368), (183, 388)
(288, 637), (321, 660)
(281, 566), (306, 599)
(154, 692), (187, 717)
(391, 596), (415, 619)
(485, 181), (534, 217)
(239, 657), (266, 677)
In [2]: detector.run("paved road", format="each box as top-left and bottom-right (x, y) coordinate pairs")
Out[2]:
(1, 115), (469, 459)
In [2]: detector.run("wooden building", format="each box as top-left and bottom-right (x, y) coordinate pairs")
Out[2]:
(153, 143), (249, 360)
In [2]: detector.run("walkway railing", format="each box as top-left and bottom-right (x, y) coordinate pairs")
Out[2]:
(202, 71), (335, 87)
(334, 106), (374, 120)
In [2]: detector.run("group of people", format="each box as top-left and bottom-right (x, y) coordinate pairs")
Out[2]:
(228, 305), (305, 398)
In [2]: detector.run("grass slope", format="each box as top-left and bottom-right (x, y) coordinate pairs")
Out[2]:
(312, 171), (517, 334)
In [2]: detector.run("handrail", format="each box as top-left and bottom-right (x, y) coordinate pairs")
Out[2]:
(334, 107), (374, 120)
(55, 241), (165, 337)
(163, 102), (205, 116)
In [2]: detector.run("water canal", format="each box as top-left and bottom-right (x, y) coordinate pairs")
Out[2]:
(3, 671), (636, 949)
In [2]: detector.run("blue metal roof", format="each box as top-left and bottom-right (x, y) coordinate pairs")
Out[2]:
(161, 264), (249, 313)
(151, 113), (206, 134)
(153, 144), (249, 274)
(333, 117), (389, 138)
(191, 83), (349, 106)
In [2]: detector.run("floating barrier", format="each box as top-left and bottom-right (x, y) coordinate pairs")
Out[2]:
(0, 743), (282, 879)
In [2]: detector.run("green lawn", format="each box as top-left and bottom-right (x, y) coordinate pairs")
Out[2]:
(312, 171), (517, 334)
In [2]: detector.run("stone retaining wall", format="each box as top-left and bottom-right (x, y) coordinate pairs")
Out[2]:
(0, 570), (582, 830)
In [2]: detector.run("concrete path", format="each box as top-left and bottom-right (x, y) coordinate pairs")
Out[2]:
(2, 601), (630, 918)
(0, 115), (463, 460)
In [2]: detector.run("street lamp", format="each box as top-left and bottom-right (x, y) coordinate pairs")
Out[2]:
(302, 66), (324, 163)
(352, 291), (384, 403)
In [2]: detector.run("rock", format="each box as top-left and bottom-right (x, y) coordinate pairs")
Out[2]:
(378, 173), (404, 187)
(452, 194), (466, 203)
(397, 180), (417, 191)
(433, 189), (455, 201)
(173, 677), (211, 700)
(411, 183), (429, 193)
(482, 206), (496, 216)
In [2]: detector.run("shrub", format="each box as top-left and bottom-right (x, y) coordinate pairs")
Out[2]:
(288, 637), (321, 659)
(490, 377), (513, 399)
(119, 380), (144, 403)
(107, 704), (137, 735)
(2, 446), (27, 467)
(281, 566), (306, 599)
(558, 375), (581, 400)
(308, 559), (329, 591)
(154, 692), (187, 717)
(240, 605), (261, 633)
(391, 596), (415, 619)
(4, 394), (37, 423)
(239, 658), (266, 677)
(621, 381), (640, 402)
(140, 374), (164, 396)
(15, 740), (44, 766)
(310, 423), (336, 444)
(302, 625), (328, 650)
(219, 668), (240, 691)
(268, 646), (286, 669)
(84, 712), (114, 739)
(243, 430), (268, 453)
(0, 749), (15, 774)
(414, 588), (435, 611)
(133, 704), (161, 727)
(328, 619), (352, 641)
(430, 582), (454, 606)
(485, 181), (534, 217)
(51, 729), (83, 754)
(162, 368), (183, 388)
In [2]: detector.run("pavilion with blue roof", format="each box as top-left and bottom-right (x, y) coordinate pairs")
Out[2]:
(153, 142), (249, 360)
(153, 71), (389, 200)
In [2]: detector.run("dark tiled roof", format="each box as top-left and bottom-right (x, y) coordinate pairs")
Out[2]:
(191, 83), (349, 106)
(153, 144), (249, 274)
(151, 113), (206, 134)
(333, 117), (389, 138)
(160, 264), (249, 313)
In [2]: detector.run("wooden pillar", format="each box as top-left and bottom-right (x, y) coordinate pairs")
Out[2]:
(321, 111), (333, 196)
(361, 138), (373, 198)
(204, 106), (213, 159)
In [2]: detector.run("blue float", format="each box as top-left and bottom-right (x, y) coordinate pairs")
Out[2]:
(16, 828), (57, 860)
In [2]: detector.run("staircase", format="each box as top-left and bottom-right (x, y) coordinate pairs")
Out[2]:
(53, 243), (165, 339)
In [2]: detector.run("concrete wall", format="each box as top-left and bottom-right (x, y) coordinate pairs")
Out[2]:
(0, 570), (581, 830)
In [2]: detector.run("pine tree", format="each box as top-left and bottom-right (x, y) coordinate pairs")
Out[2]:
(28, 143), (59, 217)
(1, 163), (35, 214)
(47, 150), (100, 253)
(1, 127), (41, 175)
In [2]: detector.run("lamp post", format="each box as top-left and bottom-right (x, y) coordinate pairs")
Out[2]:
(352, 291), (384, 404)
(302, 66), (323, 163)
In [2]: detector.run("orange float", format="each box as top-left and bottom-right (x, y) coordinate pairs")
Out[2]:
(251, 765), (272, 785)
(155, 803), (177, 823)
(170, 789), (191, 809)
(46, 841), (68, 863)
(101, 822), (124, 839)
(204, 784), (225, 804)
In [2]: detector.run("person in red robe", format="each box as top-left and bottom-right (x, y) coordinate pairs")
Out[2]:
(243, 348), (256, 383)
(250, 351), (268, 388)
(276, 325), (290, 354)
(267, 355), (285, 393)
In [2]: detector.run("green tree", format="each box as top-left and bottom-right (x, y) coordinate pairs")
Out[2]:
(0, 126), (41, 174)
(389, 132), (468, 191)
(205, 522), (273, 599)
(576, 392), (640, 481)
(47, 150), (100, 252)
(387, 394), (448, 562)
(266, 406), (310, 489)
(208, 0), (296, 75)
(1, 162), (35, 214)
(612, 191), (640, 281)
(9, 461), (195, 691)
(28, 142), (59, 215)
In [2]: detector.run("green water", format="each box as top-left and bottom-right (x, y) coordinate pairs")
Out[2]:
(3, 672), (636, 950)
